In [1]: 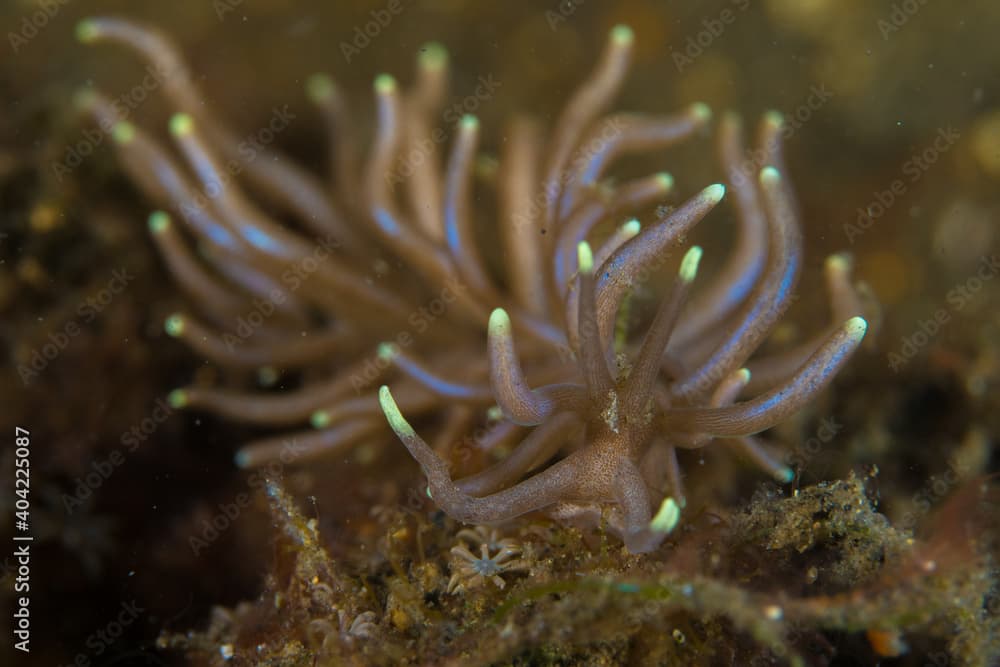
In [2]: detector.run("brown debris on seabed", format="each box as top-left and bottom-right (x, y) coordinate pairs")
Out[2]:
(154, 471), (998, 666)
